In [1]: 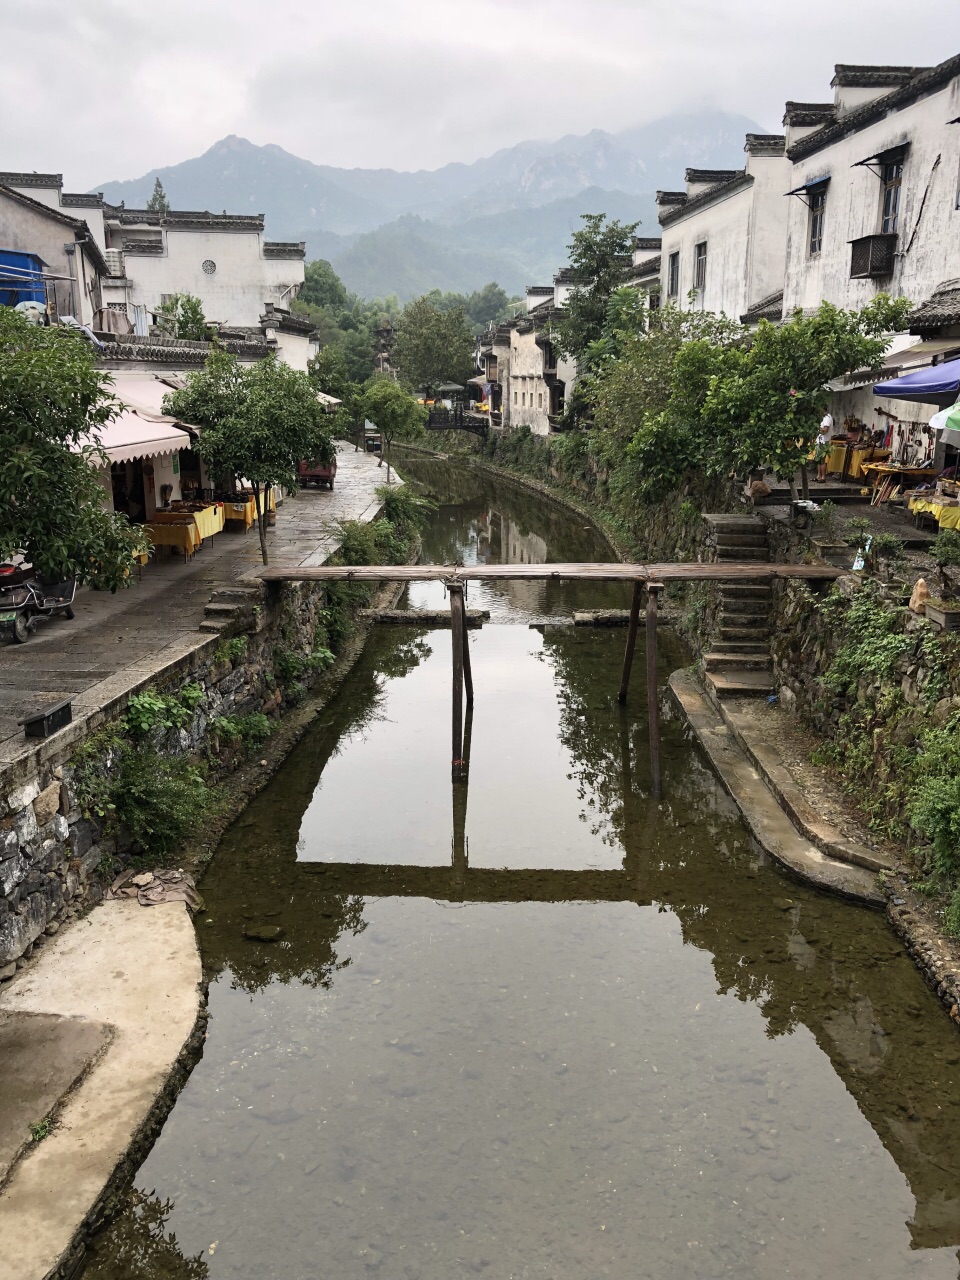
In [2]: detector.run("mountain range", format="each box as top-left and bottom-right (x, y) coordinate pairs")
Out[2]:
(94, 111), (766, 300)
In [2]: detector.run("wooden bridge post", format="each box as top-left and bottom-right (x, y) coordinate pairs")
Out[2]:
(452, 706), (472, 887)
(646, 582), (664, 799)
(449, 582), (467, 779)
(618, 579), (644, 704)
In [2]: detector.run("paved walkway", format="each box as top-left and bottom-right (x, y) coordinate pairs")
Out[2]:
(0, 901), (201, 1280)
(0, 446), (386, 762)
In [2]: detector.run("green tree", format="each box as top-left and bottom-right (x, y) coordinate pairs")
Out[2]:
(300, 259), (348, 310)
(164, 351), (334, 564)
(554, 214), (640, 363)
(392, 296), (475, 391)
(0, 309), (149, 590)
(146, 177), (170, 213)
(697, 295), (912, 485)
(359, 376), (426, 481)
(155, 293), (208, 341)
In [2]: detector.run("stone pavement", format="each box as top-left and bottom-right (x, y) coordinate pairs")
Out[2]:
(0, 445), (387, 762)
(0, 900), (201, 1280)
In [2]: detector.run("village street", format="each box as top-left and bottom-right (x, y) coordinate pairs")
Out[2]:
(0, 446), (385, 763)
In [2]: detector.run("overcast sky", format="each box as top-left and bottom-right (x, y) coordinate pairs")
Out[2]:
(3, 0), (960, 188)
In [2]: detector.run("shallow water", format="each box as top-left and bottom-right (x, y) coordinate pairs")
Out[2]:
(83, 460), (960, 1280)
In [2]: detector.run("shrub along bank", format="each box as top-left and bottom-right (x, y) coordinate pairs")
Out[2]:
(773, 575), (960, 933)
(0, 487), (426, 972)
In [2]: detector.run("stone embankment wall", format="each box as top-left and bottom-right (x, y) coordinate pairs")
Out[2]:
(0, 576), (348, 975)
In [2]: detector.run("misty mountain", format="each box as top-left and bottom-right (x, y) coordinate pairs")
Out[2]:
(93, 111), (765, 299)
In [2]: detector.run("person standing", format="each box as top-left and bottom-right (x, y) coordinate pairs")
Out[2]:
(814, 411), (834, 482)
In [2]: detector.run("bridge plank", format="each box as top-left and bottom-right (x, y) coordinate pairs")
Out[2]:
(259, 562), (843, 583)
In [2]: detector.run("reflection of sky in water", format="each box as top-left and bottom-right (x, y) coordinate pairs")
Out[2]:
(83, 462), (960, 1280)
(297, 628), (624, 869)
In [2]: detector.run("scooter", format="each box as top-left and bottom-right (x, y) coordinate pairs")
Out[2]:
(0, 563), (77, 643)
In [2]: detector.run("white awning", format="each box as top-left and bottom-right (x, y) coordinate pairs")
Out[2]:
(827, 337), (960, 392)
(79, 409), (192, 464)
(315, 390), (342, 409)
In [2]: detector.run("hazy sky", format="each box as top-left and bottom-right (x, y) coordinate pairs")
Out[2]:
(3, 0), (960, 187)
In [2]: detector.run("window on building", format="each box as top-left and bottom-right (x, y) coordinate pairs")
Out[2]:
(514, 390), (518, 405)
(693, 242), (707, 291)
(521, 391), (526, 407)
(808, 186), (827, 255)
(667, 252), (680, 297)
(880, 158), (903, 234)
(538, 392), (543, 408)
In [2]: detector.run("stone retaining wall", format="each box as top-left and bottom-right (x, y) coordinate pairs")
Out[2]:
(0, 576), (348, 974)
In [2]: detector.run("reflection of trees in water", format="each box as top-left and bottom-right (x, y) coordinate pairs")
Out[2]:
(84, 1189), (208, 1280)
(543, 624), (960, 1248)
(200, 629), (432, 995)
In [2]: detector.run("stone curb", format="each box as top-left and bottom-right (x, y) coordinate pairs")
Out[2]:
(712, 697), (895, 875)
(669, 669), (883, 905)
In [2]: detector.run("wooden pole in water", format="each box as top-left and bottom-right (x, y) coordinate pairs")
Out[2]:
(461, 595), (474, 709)
(449, 583), (465, 779)
(618, 579), (644, 704)
(646, 582), (663, 799)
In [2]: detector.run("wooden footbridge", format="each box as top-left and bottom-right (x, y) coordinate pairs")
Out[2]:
(260, 561), (841, 795)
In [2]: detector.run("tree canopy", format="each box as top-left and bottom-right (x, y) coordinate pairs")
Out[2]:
(421, 283), (514, 333)
(554, 213), (639, 361)
(164, 350), (334, 563)
(0, 309), (149, 589)
(146, 177), (170, 213)
(300, 259), (348, 311)
(155, 293), (207, 341)
(392, 296), (476, 391)
(359, 376), (425, 480)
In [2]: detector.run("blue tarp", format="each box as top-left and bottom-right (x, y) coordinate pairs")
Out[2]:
(874, 357), (960, 404)
(0, 249), (45, 307)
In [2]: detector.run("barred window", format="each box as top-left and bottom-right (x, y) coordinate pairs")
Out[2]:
(693, 242), (707, 291)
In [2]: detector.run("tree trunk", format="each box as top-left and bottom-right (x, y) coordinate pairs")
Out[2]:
(799, 463), (810, 501)
(385, 437), (392, 483)
(253, 482), (269, 566)
(788, 475), (800, 504)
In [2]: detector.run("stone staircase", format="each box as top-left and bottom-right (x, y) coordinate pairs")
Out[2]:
(702, 516), (775, 700)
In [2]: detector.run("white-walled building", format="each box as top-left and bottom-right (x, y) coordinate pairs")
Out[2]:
(656, 135), (791, 322)
(0, 171), (309, 350)
(780, 56), (960, 436)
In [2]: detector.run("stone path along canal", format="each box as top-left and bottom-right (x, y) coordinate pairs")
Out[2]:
(82, 456), (960, 1279)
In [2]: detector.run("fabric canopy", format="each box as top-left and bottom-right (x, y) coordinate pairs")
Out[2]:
(874, 357), (960, 404)
(80, 409), (192, 464)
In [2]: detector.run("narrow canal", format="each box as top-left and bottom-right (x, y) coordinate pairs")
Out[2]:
(84, 456), (960, 1279)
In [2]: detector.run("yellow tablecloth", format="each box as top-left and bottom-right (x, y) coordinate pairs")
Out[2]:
(909, 498), (960, 530)
(224, 490), (276, 530)
(145, 521), (201, 556)
(153, 504), (225, 541)
(827, 444), (889, 479)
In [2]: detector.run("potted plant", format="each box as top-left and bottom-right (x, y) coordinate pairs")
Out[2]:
(811, 500), (853, 565)
(869, 532), (907, 584)
(925, 529), (960, 628)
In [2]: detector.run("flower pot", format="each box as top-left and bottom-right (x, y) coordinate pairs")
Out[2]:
(923, 600), (960, 631)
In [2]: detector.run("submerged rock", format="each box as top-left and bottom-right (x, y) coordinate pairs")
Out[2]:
(243, 923), (284, 942)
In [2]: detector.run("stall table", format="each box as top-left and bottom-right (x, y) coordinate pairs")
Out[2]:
(223, 490), (277, 531)
(144, 519), (202, 561)
(826, 442), (890, 480)
(908, 496), (960, 530)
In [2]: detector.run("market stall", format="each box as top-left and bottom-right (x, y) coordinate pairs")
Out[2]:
(144, 517), (202, 562)
(908, 495), (960, 530)
(224, 489), (277, 531)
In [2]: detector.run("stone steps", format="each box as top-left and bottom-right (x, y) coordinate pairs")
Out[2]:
(703, 515), (767, 534)
(715, 546), (771, 561)
(710, 640), (771, 655)
(715, 533), (769, 549)
(719, 584), (772, 600)
(704, 668), (776, 699)
(704, 651), (772, 672)
(720, 598), (770, 616)
(720, 625), (771, 641)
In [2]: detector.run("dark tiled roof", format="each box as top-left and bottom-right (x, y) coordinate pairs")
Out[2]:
(685, 167), (739, 184)
(526, 285), (554, 295)
(656, 191), (687, 208)
(783, 102), (836, 126)
(0, 171), (61, 189)
(633, 236), (662, 250)
(98, 334), (270, 365)
(789, 53), (960, 160)
(832, 64), (927, 88)
(104, 206), (265, 231)
(659, 171), (751, 227)
(121, 238), (164, 255)
(261, 307), (315, 335)
(263, 241), (305, 259)
(740, 290), (784, 325)
(553, 267), (586, 284)
(908, 279), (960, 332)
(744, 133), (786, 155)
(61, 193), (103, 208)
(625, 255), (661, 283)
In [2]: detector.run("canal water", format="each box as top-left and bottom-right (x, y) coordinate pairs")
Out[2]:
(84, 457), (960, 1279)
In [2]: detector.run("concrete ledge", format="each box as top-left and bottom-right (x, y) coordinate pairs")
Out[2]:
(669, 669), (883, 905)
(0, 901), (202, 1280)
(715, 698), (895, 875)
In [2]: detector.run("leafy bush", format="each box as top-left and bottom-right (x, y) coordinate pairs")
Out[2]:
(111, 748), (209, 855)
(125, 683), (204, 736)
(274, 646), (334, 683)
(375, 484), (435, 536)
(213, 712), (273, 748)
(930, 528), (960, 568)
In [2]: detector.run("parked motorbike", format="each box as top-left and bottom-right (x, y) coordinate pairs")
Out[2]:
(0, 562), (77, 643)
